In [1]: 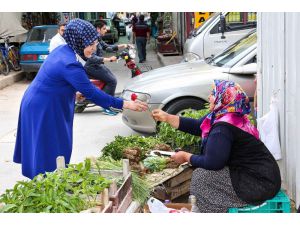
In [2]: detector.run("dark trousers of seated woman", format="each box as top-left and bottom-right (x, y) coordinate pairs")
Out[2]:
(85, 65), (117, 97)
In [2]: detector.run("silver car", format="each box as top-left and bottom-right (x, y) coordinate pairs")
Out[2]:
(121, 31), (257, 133)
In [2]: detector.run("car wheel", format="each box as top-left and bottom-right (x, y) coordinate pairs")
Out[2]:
(25, 72), (36, 81)
(115, 34), (119, 42)
(164, 98), (206, 116)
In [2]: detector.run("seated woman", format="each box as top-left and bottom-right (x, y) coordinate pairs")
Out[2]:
(152, 80), (281, 213)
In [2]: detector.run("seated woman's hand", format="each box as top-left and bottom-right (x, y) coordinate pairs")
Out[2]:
(123, 100), (148, 112)
(152, 109), (169, 122)
(171, 151), (192, 164)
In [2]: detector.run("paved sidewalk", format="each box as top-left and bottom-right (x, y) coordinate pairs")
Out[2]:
(157, 52), (183, 67)
(147, 38), (183, 67)
(0, 71), (24, 90)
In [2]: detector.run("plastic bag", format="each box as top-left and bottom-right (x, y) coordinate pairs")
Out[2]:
(257, 96), (282, 160)
(147, 197), (190, 213)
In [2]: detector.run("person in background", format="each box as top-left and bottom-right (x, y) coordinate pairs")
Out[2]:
(129, 13), (138, 28)
(152, 79), (281, 213)
(112, 14), (121, 37)
(49, 22), (66, 52)
(84, 19), (131, 116)
(13, 19), (148, 180)
(132, 14), (150, 63)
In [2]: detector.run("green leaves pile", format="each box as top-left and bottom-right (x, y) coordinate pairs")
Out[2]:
(0, 159), (111, 213)
(143, 156), (168, 172)
(157, 108), (209, 150)
(101, 135), (164, 160)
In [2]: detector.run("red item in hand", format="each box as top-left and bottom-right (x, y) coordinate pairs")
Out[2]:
(131, 93), (138, 101)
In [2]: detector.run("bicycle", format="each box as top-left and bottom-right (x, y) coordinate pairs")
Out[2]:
(0, 50), (9, 75)
(0, 36), (21, 75)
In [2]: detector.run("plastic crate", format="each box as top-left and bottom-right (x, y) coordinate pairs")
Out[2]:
(228, 190), (291, 213)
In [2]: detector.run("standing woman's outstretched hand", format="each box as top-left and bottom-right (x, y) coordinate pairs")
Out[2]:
(123, 100), (148, 112)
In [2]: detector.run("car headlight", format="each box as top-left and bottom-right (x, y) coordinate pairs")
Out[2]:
(183, 52), (201, 62)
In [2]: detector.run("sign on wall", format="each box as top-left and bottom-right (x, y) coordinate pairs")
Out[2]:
(194, 12), (212, 28)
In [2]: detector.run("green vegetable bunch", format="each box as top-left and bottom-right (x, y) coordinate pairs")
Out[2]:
(0, 159), (111, 213)
(143, 156), (168, 172)
(94, 157), (151, 205)
(101, 135), (164, 160)
(157, 108), (209, 149)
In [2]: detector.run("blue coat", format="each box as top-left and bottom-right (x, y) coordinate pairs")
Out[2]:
(13, 45), (123, 179)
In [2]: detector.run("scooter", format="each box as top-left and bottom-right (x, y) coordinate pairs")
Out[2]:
(75, 45), (149, 113)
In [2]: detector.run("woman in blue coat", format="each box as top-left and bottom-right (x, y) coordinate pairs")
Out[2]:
(13, 19), (148, 179)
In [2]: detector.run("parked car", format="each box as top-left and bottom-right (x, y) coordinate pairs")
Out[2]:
(118, 21), (126, 36)
(20, 25), (57, 80)
(95, 19), (119, 44)
(183, 12), (256, 62)
(121, 31), (257, 133)
(123, 18), (131, 25)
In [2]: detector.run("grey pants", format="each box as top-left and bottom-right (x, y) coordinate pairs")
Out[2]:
(85, 65), (117, 97)
(190, 167), (247, 213)
(136, 36), (147, 62)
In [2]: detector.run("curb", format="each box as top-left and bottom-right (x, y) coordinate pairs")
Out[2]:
(156, 52), (183, 67)
(156, 52), (166, 67)
(0, 71), (25, 90)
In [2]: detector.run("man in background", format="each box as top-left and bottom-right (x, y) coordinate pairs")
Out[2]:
(132, 15), (150, 63)
(49, 22), (66, 52)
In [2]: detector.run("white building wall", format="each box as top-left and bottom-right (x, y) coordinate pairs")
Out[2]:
(257, 12), (300, 207)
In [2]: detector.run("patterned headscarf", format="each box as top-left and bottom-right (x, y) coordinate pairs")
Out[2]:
(63, 18), (99, 60)
(200, 80), (259, 139)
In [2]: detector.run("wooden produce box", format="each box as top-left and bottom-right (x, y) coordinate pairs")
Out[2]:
(146, 164), (193, 201)
(57, 157), (133, 213)
(108, 172), (133, 213)
(96, 159), (133, 213)
(80, 188), (114, 213)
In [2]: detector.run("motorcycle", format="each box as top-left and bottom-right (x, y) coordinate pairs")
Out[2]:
(75, 45), (150, 113)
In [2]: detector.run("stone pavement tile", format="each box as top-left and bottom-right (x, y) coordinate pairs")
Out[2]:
(0, 71), (24, 90)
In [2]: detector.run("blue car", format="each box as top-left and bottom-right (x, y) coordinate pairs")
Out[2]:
(20, 25), (57, 80)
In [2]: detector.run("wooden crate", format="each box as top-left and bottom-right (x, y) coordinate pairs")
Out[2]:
(57, 157), (133, 213)
(152, 167), (193, 201)
(80, 201), (114, 213)
(109, 172), (133, 213)
(79, 173), (132, 213)
(96, 159), (133, 213)
(80, 188), (114, 213)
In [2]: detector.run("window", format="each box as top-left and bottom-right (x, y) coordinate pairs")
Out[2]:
(246, 55), (257, 64)
(28, 27), (57, 42)
(210, 12), (257, 34)
(208, 32), (256, 68)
